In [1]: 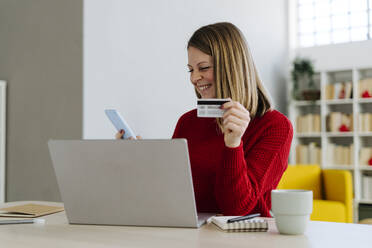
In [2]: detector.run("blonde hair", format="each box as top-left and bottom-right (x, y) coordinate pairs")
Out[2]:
(187, 22), (272, 129)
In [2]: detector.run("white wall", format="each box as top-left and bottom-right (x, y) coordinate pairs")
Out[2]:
(0, 0), (83, 202)
(83, 0), (288, 139)
(297, 41), (372, 71)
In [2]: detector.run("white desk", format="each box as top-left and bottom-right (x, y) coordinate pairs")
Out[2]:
(0, 201), (371, 248)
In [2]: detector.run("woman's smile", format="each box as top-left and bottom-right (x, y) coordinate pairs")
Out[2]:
(197, 83), (213, 92)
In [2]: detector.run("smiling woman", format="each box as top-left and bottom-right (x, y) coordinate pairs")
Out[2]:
(172, 22), (293, 216)
(114, 22), (293, 217)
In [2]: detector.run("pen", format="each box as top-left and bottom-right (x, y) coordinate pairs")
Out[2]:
(0, 219), (45, 225)
(227, 213), (261, 223)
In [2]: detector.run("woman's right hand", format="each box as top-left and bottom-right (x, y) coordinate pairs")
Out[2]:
(115, 130), (142, 140)
(115, 130), (125, 140)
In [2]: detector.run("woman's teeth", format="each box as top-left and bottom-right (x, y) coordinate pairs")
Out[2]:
(198, 84), (211, 91)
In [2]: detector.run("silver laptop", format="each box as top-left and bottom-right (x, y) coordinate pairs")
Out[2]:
(48, 139), (214, 228)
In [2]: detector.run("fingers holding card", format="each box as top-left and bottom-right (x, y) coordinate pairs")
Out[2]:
(222, 101), (251, 148)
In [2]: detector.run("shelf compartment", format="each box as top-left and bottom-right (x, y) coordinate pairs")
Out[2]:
(358, 199), (372, 205)
(325, 132), (354, 137)
(358, 98), (372, 103)
(325, 99), (353, 105)
(358, 132), (372, 137)
(292, 100), (321, 106)
(295, 133), (321, 138)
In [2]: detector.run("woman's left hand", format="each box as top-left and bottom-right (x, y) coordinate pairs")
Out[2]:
(222, 100), (251, 148)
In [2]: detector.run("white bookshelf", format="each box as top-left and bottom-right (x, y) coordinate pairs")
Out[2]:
(0, 81), (6, 203)
(288, 67), (372, 222)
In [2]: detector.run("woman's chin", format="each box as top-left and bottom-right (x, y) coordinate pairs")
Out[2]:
(200, 92), (216, 99)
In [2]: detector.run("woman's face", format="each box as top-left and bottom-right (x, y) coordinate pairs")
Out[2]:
(187, 46), (216, 98)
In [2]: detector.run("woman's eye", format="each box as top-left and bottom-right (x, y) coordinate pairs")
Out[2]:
(188, 69), (193, 73)
(200, 66), (210, 71)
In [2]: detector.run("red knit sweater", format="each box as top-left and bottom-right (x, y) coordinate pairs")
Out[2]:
(172, 109), (293, 216)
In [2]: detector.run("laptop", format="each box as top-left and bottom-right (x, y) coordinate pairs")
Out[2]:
(48, 139), (214, 228)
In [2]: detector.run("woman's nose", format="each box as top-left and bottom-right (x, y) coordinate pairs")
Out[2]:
(191, 72), (202, 84)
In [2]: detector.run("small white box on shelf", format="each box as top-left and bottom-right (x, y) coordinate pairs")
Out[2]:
(362, 175), (372, 200)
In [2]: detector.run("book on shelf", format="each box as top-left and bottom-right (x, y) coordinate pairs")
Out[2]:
(351, 144), (355, 165)
(296, 114), (321, 133)
(344, 82), (352, 99)
(308, 142), (320, 164)
(325, 81), (352, 100)
(359, 78), (372, 98)
(296, 143), (321, 164)
(327, 112), (353, 132)
(296, 144), (307, 164)
(359, 147), (372, 165)
(359, 113), (372, 132)
(327, 143), (353, 165)
(313, 115), (321, 132)
(362, 175), (372, 200)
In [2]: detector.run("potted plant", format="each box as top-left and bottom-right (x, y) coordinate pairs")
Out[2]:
(291, 57), (320, 101)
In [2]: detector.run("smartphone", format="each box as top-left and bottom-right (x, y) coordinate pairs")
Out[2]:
(105, 109), (136, 139)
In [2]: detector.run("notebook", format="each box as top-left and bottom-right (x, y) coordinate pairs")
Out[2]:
(211, 216), (268, 232)
(0, 204), (64, 218)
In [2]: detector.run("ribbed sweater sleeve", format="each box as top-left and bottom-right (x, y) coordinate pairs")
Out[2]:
(215, 117), (293, 216)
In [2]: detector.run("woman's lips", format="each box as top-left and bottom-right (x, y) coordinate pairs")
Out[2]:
(198, 83), (212, 91)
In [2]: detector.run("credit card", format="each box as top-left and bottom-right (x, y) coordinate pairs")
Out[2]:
(197, 99), (230, 118)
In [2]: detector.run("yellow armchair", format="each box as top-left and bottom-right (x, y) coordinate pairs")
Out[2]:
(277, 165), (353, 223)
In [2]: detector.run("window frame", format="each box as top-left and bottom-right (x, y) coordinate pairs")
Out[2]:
(297, 0), (372, 48)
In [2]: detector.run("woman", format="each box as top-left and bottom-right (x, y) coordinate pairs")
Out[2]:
(118, 22), (293, 217)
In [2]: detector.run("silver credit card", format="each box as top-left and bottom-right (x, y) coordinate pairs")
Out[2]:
(197, 99), (230, 118)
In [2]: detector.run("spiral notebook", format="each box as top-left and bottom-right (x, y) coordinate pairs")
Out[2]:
(211, 216), (268, 232)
